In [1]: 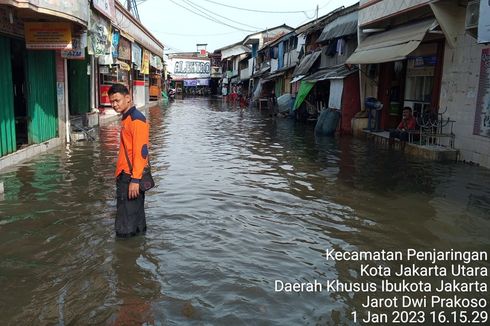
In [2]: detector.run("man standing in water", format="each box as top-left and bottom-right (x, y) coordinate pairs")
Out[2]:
(108, 84), (149, 238)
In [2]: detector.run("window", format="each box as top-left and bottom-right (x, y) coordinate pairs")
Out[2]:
(404, 56), (435, 102)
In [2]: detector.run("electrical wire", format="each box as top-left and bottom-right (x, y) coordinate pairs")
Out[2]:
(155, 30), (241, 37)
(183, 0), (263, 30)
(202, 0), (318, 14)
(169, 0), (257, 32)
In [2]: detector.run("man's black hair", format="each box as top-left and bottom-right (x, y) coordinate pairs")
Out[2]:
(108, 83), (130, 96)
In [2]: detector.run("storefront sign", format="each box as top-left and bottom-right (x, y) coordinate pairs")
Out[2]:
(88, 12), (110, 57)
(141, 49), (150, 75)
(61, 33), (87, 60)
(118, 37), (131, 60)
(168, 58), (211, 79)
(25, 22), (72, 50)
(474, 48), (490, 137)
(93, 0), (115, 21)
(479, 0), (490, 44)
(132, 43), (142, 69)
(184, 79), (210, 87)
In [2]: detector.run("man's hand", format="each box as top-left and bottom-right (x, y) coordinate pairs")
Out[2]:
(128, 182), (140, 199)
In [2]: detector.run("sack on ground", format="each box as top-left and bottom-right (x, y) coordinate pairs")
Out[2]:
(140, 166), (155, 192)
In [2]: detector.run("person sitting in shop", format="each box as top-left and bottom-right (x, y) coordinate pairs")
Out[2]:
(389, 107), (417, 148)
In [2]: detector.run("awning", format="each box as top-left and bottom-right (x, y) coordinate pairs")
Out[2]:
(262, 71), (285, 82)
(303, 65), (358, 82)
(429, 1), (464, 48)
(293, 51), (321, 76)
(317, 11), (358, 43)
(289, 75), (305, 84)
(252, 66), (270, 78)
(293, 81), (316, 110)
(290, 75), (305, 84)
(346, 19), (438, 64)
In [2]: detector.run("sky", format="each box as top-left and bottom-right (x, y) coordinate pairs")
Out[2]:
(137, 0), (358, 54)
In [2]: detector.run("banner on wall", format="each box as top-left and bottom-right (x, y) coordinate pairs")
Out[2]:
(118, 37), (131, 60)
(112, 30), (120, 58)
(473, 48), (490, 137)
(88, 11), (110, 57)
(132, 42), (142, 69)
(25, 22), (72, 50)
(141, 49), (150, 74)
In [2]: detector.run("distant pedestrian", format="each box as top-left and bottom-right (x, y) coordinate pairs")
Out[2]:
(108, 84), (150, 238)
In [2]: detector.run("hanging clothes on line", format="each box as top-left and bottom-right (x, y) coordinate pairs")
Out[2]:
(336, 38), (346, 56)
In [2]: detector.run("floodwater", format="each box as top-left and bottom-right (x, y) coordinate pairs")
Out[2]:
(0, 98), (489, 325)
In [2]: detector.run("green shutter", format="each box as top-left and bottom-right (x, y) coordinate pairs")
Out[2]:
(68, 55), (90, 114)
(26, 50), (58, 143)
(0, 36), (16, 157)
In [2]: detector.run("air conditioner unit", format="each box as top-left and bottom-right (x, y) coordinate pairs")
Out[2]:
(465, 0), (480, 30)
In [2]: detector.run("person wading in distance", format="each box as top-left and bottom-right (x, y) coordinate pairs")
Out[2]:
(108, 83), (150, 238)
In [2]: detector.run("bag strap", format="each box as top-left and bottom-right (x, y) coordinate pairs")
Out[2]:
(120, 132), (151, 176)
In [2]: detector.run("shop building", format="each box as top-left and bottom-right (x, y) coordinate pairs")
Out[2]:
(0, 0), (88, 168)
(347, 0), (490, 167)
(0, 0), (164, 171)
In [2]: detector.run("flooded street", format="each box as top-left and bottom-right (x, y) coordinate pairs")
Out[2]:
(1, 98), (489, 325)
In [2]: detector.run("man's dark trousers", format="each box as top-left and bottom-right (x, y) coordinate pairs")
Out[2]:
(116, 172), (147, 237)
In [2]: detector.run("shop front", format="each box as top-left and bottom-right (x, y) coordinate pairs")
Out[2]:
(347, 19), (444, 130)
(0, 15), (75, 157)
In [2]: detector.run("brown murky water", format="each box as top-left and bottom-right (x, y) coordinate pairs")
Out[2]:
(0, 98), (489, 325)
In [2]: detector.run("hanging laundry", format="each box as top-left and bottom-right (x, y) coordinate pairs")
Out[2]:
(336, 38), (346, 55)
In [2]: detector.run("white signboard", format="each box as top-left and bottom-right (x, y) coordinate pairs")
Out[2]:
(61, 33), (87, 60)
(168, 58), (211, 79)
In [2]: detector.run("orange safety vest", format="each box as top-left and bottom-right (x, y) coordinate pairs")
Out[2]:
(115, 107), (149, 182)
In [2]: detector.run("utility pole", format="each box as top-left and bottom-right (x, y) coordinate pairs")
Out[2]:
(315, 4), (319, 22)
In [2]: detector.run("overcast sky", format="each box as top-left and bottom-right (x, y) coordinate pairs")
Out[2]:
(138, 0), (358, 53)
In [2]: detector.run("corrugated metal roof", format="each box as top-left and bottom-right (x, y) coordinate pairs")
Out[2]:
(292, 51), (321, 76)
(302, 65), (358, 82)
(252, 66), (270, 78)
(262, 71), (285, 82)
(317, 11), (358, 43)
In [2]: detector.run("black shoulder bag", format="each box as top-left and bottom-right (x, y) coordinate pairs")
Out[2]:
(121, 137), (155, 192)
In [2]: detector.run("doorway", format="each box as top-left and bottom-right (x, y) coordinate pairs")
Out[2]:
(10, 38), (28, 148)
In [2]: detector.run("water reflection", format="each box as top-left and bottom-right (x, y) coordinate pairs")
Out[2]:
(0, 98), (489, 324)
